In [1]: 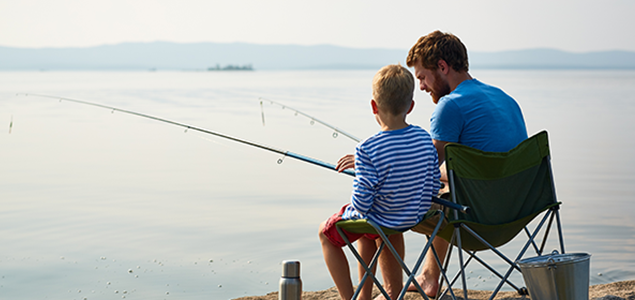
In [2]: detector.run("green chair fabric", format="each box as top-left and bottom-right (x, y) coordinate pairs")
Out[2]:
(336, 219), (403, 236)
(438, 131), (560, 250)
(434, 130), (565, 300)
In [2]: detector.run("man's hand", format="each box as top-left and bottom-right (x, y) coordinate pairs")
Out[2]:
(336, 154), (355, 173)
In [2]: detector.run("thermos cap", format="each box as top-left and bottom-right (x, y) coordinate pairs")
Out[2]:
(281, 260), (300, 278)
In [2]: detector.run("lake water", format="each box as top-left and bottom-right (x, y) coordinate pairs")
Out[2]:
(1, 69), (634, 299)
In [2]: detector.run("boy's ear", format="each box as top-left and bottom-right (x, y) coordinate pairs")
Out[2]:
(406, 100), (415, 114)
(371, 99), (379, 114)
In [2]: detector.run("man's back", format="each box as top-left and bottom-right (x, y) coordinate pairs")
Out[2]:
(430, 79), (528, 152)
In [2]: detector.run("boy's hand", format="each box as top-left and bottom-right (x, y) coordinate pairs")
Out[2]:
(336, 154), (355, 172)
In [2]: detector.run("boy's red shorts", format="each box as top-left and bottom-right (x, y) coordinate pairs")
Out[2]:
(322, 204), (380, 248)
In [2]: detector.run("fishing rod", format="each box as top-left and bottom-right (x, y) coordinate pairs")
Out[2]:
(259, 97), (361, 143)
(19, 93), (355, 177)
(19, 94), (468, 213)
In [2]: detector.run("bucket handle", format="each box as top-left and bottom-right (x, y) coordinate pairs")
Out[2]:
(548, 249), (560, 269)
(548, 250), (560, 300)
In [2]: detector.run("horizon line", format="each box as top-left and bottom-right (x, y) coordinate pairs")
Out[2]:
(1, 41), (634, 54)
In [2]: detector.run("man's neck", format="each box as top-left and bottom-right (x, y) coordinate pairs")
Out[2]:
(447, 71), (473, 92)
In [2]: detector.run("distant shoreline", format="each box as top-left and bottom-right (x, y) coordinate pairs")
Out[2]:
(207, 64), (254, 71)
(2, 42), (634, 70)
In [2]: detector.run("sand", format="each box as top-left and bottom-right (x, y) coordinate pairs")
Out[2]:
(234, 280), (635, 300)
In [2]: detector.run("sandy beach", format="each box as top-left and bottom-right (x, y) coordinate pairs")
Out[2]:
(234, 280), (635, 300)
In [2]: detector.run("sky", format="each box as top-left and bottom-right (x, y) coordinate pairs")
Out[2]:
(1, 0), (634, 53)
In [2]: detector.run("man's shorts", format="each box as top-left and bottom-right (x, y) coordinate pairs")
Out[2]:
(322, 204), (380, 248)
(411, 193), (451, 235)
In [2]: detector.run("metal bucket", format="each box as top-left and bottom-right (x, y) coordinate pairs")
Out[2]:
(518, 251), (590, 300)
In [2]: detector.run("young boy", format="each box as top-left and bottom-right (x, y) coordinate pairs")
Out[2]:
(318, 64), (441, 300)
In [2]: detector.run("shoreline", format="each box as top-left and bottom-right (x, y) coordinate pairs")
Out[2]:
(234, 280), (635, 300)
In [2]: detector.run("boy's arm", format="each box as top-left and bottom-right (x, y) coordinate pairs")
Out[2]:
(350, 148), (377, 215)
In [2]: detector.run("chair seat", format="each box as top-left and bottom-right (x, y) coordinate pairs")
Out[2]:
(337, 209), (442, 236)
(335, 219), (403, 236)
(428, 202), (561, 251)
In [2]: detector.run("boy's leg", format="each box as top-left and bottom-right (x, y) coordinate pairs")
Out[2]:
(356, 236), (379, 300)
(319, 220), (354, 300)
(377, 233), (405, 300)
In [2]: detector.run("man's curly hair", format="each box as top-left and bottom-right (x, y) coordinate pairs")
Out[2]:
(406, 30), (469, 72)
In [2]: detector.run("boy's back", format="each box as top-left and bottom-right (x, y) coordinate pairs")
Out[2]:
(342, 124), (440, 230)
(320, 64), (440, 300)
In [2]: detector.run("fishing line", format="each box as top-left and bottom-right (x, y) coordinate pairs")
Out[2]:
(259, 97), (361, 143)
(19, 93), (355, 177)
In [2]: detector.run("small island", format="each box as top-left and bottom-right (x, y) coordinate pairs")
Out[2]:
(208, 64), (254, 71)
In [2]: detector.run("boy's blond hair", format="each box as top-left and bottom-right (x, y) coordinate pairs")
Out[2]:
(372, 64), (414, 115)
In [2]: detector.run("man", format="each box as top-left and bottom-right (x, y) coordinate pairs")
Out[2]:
(405, 30), (528, 297)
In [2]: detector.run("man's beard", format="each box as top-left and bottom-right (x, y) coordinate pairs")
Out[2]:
(431, 71), (451, 104)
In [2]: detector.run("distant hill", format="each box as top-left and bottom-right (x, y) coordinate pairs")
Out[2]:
(470, 48), (635, 69)
(1, 42), (634, 70)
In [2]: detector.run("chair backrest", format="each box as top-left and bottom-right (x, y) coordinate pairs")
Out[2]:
(445, 131), (557, 225)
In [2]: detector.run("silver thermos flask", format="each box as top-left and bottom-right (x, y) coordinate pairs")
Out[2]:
(279, 260), (302, 300)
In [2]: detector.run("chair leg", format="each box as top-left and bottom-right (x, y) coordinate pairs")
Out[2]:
(336, 226), (391, 300)
(386, 213), (445, 300)
(487, 210), (554, 299)
(524, 227), (541, 254)
(454, 226), (469, 300)
(440, 228), (530, 300)
(336, 213), (453, 300)
(368, 222), (411, 281)
(555, 208), (566, 254)
(399, 239), (436, 300)
(467, 251), (523, 292)
(438, 234), (458, 300)
(430, 239), (458, 300)
(446, 252), (474, 294)
(537, 209), (555, 255)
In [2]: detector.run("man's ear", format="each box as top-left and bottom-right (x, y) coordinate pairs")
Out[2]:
(406, 100), (415, 114)
(438, 59), (450, 75)
(371, 99), (379, 114)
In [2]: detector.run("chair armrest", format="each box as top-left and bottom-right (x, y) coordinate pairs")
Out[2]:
(432, 196), (470, 214)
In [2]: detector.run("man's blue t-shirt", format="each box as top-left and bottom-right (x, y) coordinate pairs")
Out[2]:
(430, 79), (528, 152)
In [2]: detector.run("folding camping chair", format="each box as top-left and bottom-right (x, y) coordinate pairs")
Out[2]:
(336, 197), (469, 300)
(412, 130), (565, 300)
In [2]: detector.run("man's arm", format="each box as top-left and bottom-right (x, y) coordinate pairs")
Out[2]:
(433, 139), (448, 165)
(433, 139), (449, 186)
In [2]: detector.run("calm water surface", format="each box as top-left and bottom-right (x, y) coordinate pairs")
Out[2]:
(1, 70), (634, 299)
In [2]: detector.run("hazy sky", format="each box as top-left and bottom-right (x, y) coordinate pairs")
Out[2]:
(1, 0), (633, 52)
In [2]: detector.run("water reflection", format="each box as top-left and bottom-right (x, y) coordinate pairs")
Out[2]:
(1, 70), (634, 299)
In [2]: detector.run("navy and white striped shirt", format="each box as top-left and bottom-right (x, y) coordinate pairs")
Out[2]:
(342, 125), (441, 230)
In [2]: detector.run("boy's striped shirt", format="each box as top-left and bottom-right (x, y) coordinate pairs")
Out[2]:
(342, 125), (441, 230)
